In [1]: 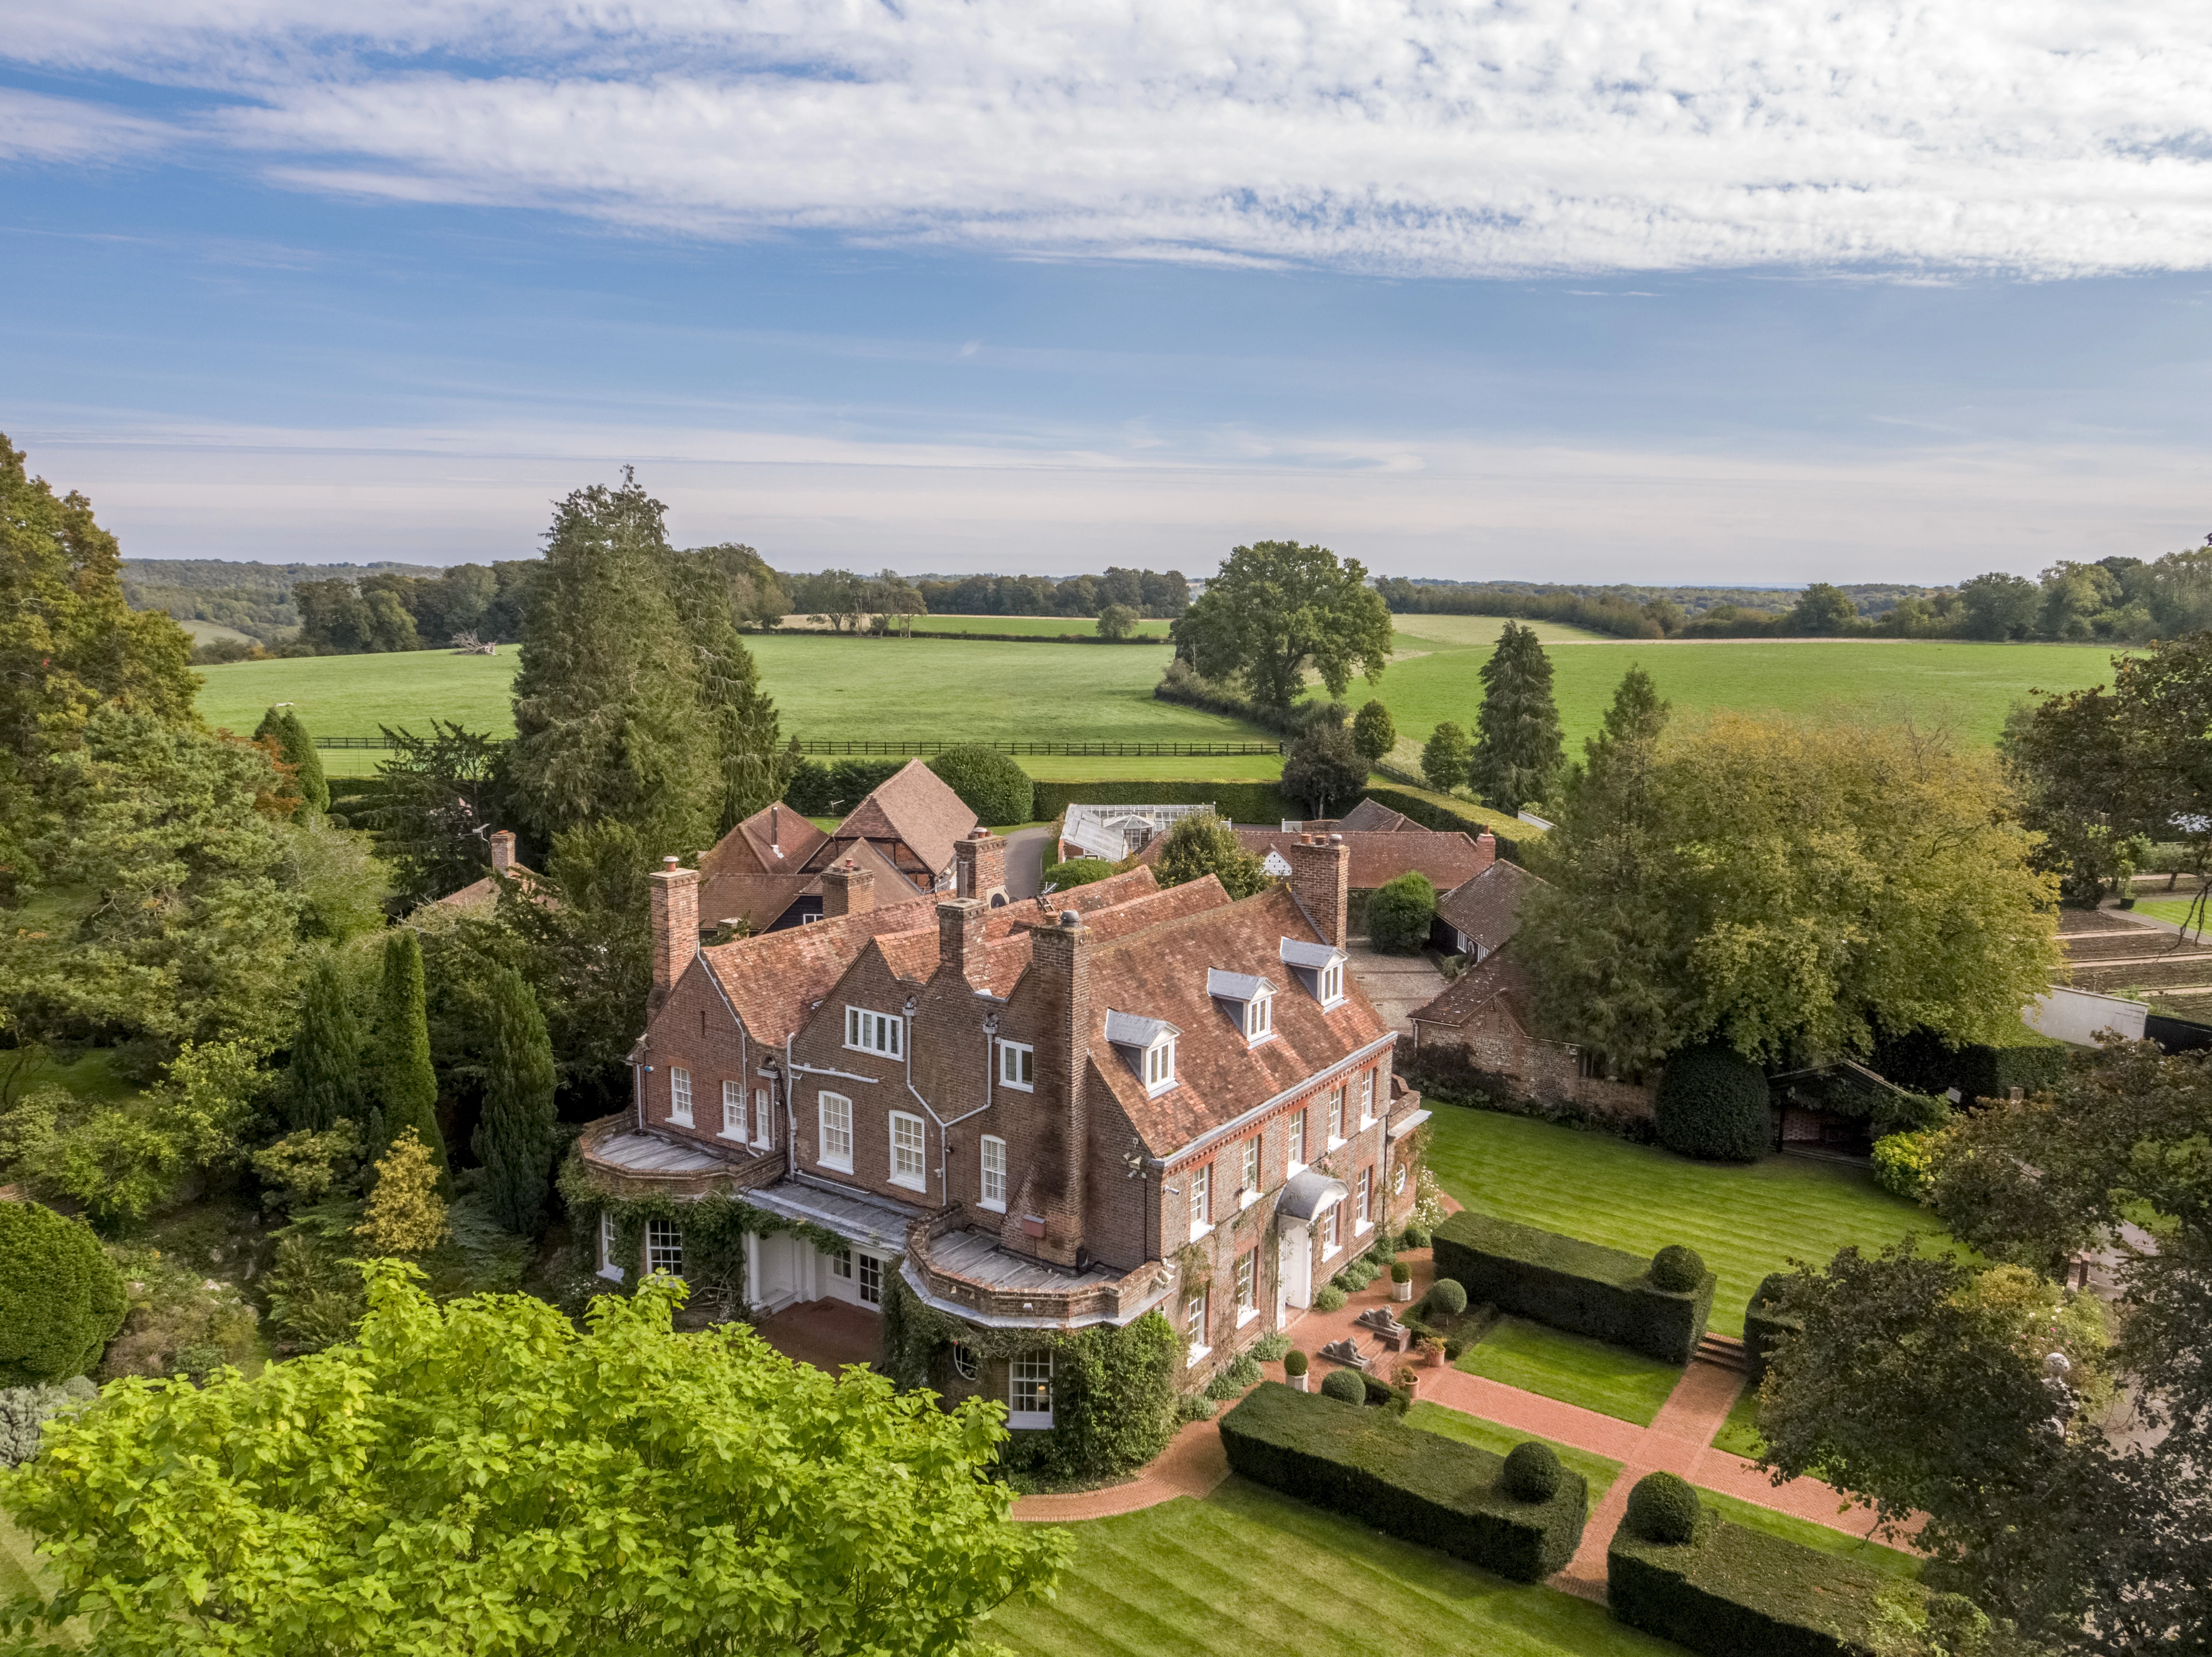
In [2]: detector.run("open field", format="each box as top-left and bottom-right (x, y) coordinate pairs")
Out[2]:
(1392, 615), (1616, 647)
(1321, 635), (2126, 755)
(983, 1480), (1671, 1657)
(1454, 1317), (1685, 1426)
(1424, 1108), (1956, 1339)
(779, 612), (1177, 638)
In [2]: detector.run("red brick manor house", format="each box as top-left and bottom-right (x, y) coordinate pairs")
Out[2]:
(574, 772), (1430, 1423)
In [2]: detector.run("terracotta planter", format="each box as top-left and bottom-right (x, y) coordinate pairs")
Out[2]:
(1397, 1373), (1420, 1400)
(1289, 1371), (1310, 1392)
(1392, 1280), (1413, 1302)
(1424, 1345), (1446, 1369)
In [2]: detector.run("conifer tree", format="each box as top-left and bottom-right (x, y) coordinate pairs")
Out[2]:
(286, 956), (364, 1131)
(474, 966), (557, 1234)
(371, 930), (449, 1193)
(1469, 621), (1564, 814)
(252, 706), (330, 814)
(671, 545), (795, 836)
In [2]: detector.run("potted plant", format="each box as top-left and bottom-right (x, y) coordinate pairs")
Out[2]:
(1394, 1364), (1421, 1400)
(1284, 1348), (1310, 1392)
(1421, 1334), (1447, 1369)
(1390, 1260), (1414, 1302)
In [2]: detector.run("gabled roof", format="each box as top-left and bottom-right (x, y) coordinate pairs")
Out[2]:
(702, 801), (830, 881)
(1105, 1010), (1182, 1048)
(1434, 859), (1544, 955)
(1138, 824), (1494, 893)
(827, 759), (978, 877)
(1206, 969), (1273, 1003)
(433, 864), (547, 912)
(1084, 885), (1393, 1157)
(1337, 798), (1425, 834)
(701, 831), (923, 932)
(1406, 943), (1535, 1035)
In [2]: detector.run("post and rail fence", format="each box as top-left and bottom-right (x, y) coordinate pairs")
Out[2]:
(316, 736), (1286, 757)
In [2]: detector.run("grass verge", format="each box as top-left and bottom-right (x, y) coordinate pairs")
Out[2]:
(1692, 1486), (1921, 1582)
(1710, 1380), (1766, 1460)
(1424, 1108), (1959, 1339)
(1406, 1401), (1624, 1506)
(984, 1480), (1674, 1657)
(1454, 1317), (1683, 1427)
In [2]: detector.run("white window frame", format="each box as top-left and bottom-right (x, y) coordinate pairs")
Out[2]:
(1356, 1165), (1373, 1233)
(889, 1111), (927, 1192)
(1189, 1162), (1212, 1239)
(1245, 990), (1273, 1043)
(1394, 1162), (1407, 1196)
(1327, 1087), (1346, 1148)
(1144, 1038), (1176, 1093)
(998, 1040), (1035, 1091)
(752, 1088), (772, 1148)
(979, 1135), (1007, 1212)
(1185, 1289), (1211, 1366)
(1321, 960), (1344, 1005)
(818, 1091), (854, 1173)
(844, 1005), (903, 1058)
(1322, 1204), (1342, 1260)
(1235, 1250), (1258, 1326)
(950, 1342), (979, 1383)
(1009, 1353), (1054, 1428)
(596, 1211), (625, 1282)
(1287, 1110), (1306, 1173)
(720, 1079), (745, 1141)
(668, 1067), (693, 1127)
(857, 1251), (883, 1306)
(829, 1246), (853, 1280)
(646, 1218), (684, 1278)
(1360, 1070), (1377, 1126)
(1239, 1135), (1260, 1205)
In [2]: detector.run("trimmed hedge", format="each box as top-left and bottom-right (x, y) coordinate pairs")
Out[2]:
(1031, 778), (1291, 828)
(1655, 1046), (1772, 1163)
(1432, 1211), (1716, 1365)
(1744, 1273), (1803, 1389)
(1220, 1382), (1587, 1581)
(1609, 1511), (1917, 1657)
(1867, 1027), (2069, 1105)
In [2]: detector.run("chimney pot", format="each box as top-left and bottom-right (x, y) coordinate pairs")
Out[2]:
(822, 857), (875, 918)
(1060, 909), (1081, 928)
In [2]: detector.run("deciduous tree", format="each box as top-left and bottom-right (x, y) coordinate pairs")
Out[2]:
(1152, 812), (1271, 899)
(1351, 699), (1396, 763)
(252, 705), (328, 814)
(1468, 622), (1563, 814)
(1279, 721), (1367, 817)
(1419, 720), (1471, 792)
(0, 1266), (1066, 1655)
(1171, 540), (1393, 711)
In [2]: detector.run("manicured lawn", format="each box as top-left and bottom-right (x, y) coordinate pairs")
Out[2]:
(1694, 1486), (1920, 1581)
(1406, 1401), (1624, 1505)
(1314, 636), (2125, 756)
(2133, 896), (2207, 930)
(984, 1480), (1674, 1657)
(1424, 1108), (1957, 1339)
(1710, 1380), (1766, 1460)
(1454, 1317), (1683, 1427)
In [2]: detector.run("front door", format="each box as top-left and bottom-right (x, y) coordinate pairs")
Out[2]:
(1278, 1220), (1312, 1313)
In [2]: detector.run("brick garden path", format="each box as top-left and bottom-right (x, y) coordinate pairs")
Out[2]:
(1010, 1242), (1895, 1606)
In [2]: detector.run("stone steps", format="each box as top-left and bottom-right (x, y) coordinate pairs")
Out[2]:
(1696, 1331), (1748, 1373)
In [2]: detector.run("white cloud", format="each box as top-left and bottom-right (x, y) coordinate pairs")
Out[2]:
(9, 0), (2212, 276)
(0, 88), (175, 165)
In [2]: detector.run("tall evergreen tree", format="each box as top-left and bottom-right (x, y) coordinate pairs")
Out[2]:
(474, 966), (558, 1234)
(252, 706), (330, 814)
(1469, 621), (1564, 814)
(508, 471), (720, 854)
(670, 546), (795, 836)
(371, 930), (449, 1192)
(286, 956), (364, 1131)
(1520, 666), (1690, 1071)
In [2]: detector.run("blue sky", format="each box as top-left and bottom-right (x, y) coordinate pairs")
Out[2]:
(5, 2), (2211, 582)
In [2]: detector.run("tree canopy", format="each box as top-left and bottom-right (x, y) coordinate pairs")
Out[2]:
(1151, 812), (1271, 899)
(1279, 722), (1367, 817)
(0, 1266), (1066, 1655)
(1521, 708), (2060, 1069)
(1170, 541), (1393, 711)
(1468, 621), (1562, 814)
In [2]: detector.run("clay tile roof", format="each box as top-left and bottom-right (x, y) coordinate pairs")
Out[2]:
(798, 837), (912, 899)
(1433, 860), (1544, 955)
(1198, 828), (1493, 893)
(1084, 885), (1393, 1157)
(833, 760), (978, 879)
(432, 864), (546, 912)
(714, 801), (828, 876)
(1406, 942), (1535, 1034)
(697, 871), (812, 932)
(1337, 798), (1414, 834)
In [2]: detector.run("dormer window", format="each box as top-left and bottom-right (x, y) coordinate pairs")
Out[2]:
(1280, 938), (1349, 1008)
(1106, 1010), (1182, 1095)
(1207, 969), (1276, 1046)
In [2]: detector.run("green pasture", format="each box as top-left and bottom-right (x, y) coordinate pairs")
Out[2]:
(1454, 1317), (1684, 1427)
(780, 612), (1177, 639)
(983, 1480), (1671, 1657)
(1424, 1108), (1955, 1340)
(1321, 635), (2126, 755)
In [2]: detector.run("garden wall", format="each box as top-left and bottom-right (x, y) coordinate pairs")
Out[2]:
(1219, 1382), (1586, 1581)
(1609, 1513), (1915, 1657)
(1431, 1211), (1713, 1365)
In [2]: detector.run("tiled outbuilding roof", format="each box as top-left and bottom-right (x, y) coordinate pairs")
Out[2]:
(702, 800), (829, 879)
(1139, 827), (1494, 893)
(827, 759), (978, 879)
(1434, 859), (1544, 956)
(1406, 942), (1536, 1035)
(1336, 798), (1427, 834)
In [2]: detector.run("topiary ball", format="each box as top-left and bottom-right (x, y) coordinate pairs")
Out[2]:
(1625, 1471), (1701, 1545)
(0, 1202), (128, 1388)
(1427, 1278), (1468, 1317)
(1402, 1224), (1431, 1250)
(1319, 1368), (1366, 1404)
(1502, 1441), (1562, 1502)
(1283, 1348), (1309, 1376)
(1649, 1245), (1707, 1294)
(1654, 1045), (1772, 1163)
(1390, 1261), (1413, 1283)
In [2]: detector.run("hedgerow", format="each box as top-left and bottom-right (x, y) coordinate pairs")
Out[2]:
(1431, 1210), (1715, 1364)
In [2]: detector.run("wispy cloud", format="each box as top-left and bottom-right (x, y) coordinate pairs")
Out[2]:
(9, 0), (2212, 277)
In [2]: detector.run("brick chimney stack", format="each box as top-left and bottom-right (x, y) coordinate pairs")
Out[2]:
(954, 827), (1008, 905)
(1020, 908), (1092, 1267)
(821, 857), (874, 918)
(936, 897), (989, 990)
(1473, 829), (1497, 874)
(649, 856), (700, 1013)
(489, 829), (517, 874)
(1287, 832), (1350, 946)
